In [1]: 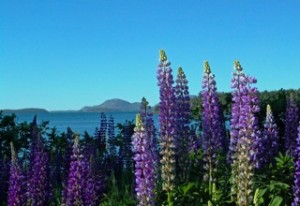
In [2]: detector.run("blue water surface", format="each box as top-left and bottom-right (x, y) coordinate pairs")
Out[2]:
(4, 112), (159, 135)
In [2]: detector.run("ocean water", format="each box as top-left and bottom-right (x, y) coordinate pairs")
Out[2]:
(5, 112), (159, 135)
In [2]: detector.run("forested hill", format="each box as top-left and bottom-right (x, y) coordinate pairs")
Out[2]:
(80, 98), (141, 112)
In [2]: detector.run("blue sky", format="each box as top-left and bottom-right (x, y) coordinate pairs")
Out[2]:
(1, 1), (300, 110)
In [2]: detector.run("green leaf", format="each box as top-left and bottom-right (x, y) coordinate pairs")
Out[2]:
(268, 196), (283, 206)
(254, 188), (267, 206)
(182, 182), (195, 196)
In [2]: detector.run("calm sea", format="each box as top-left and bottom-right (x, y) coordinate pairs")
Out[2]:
(4, 112), (159, 135)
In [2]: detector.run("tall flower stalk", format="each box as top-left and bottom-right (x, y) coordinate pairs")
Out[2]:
(7, 142), (25, 206)
(292, 122), (300, 206)
(284, 96), (299, 156)
(174, 67), (191, 183)
(132, 114), (155, 206)
(108, 115), (116, 157)
(140, 97), (158, 174)
(65, 134), (82, 206)
(97, 113), (107, 153)
(157, 49), (176, 204)
(229, 61), (260, 205)
(64, 134), (97, 206)
(27, 132), (49, 206)
(257, 105), (279, 168)
(201, 62), (225, 196)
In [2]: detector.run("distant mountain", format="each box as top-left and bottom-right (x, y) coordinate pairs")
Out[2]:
(2, 108), (48, 113)
(80, 98), (141, 112)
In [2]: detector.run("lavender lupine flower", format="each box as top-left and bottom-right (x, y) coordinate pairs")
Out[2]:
(174, 67), (191, 183)
(256, 105), (279, 168)
(7, 142), (25, 206)
(97, 113), (107, 153)
(108, 115), (116, 156)
(132, 114), (155, 206)
(284, 96), (299, 156)
(118, 121), (134, 170)
(292, 122), (300, 206)
(27, 134), (49, 206)
(157, 50), (176, 194)
(83, 158), (99, 206)
(140, 97), (158, 173)
(201, 62), (226, 186)
(61, 128), (74, 204)
(64, 134), (85, 206)
(229, 61), (260, 205)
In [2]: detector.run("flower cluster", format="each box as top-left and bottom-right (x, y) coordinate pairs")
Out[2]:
(7, 142), (25, 206)
(132, 114), (155, 206)
(140, 97), (158, 173)
(284, 96), (299, 156)
(174, 67), (191, 183)
(27, 133), (49, 206)
(256, 105), (279, 168)
(108, 115), (116, 156)
(229, 61), (260, 205)
(292, 122), (300, 206)
(157, 49), (177, 193)
(64, 134), (98, 206)
(96, 113), (107, 153)
(201, 61), (226, 184)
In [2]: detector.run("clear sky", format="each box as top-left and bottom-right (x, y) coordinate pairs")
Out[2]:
(1, 1), (300, 110)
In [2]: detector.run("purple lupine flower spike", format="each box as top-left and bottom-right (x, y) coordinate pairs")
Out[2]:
(7, 142), (25, 206)
(140, 97), (158, 175)
(27, 133), (49, 206)
(64, 133), (98, 206)
(157, 50), (176, 194)
(98, 113), (107, 153)
(83, 157), (98, 206)
(65, 134), (85, 206)
(284, 96), (299, 156)
(108, 115), (116, 156)
(175, 67), (191, 183)
(132, 113), (155, 206)
(292, 122), (300, 206)
(201, 61), (225, 185)
(257, 105), (279, 168)
(229, 61), (260, 205)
